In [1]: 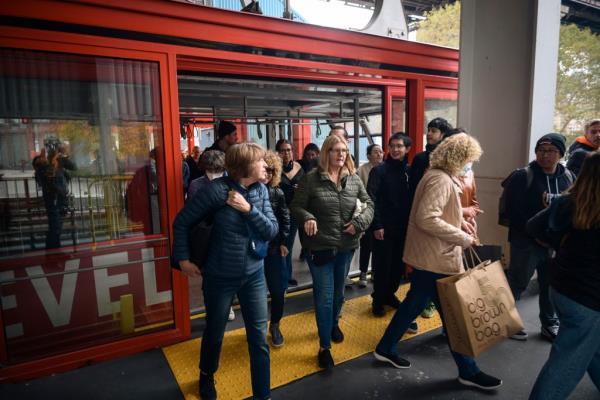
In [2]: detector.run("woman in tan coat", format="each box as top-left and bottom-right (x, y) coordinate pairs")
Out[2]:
(373, 133), (502, 391)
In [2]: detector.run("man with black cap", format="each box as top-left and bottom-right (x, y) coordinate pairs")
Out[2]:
(501, 133), (575, 342)
(205, 120), (238, 154)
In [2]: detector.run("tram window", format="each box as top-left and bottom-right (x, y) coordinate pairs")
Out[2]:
(0, 48), (174, 363)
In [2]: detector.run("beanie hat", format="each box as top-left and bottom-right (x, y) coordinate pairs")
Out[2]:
(217, 121), (237, 139)
(427, 117), (453, 137)
(535, 133), (566, 157)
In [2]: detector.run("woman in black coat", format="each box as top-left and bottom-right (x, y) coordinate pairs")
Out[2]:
(527, 151), (600, 400)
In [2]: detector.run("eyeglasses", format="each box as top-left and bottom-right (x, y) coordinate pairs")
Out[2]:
(329, 148), (348, 154)
(536, 148), (559, 155)
(278, 149), (292, 153)
(389, 144), (405, 150)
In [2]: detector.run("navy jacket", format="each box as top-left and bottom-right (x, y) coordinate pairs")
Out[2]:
(527, 195), (600, 312)
(367, 157), (411, 237)
(172, 176), (278, 278)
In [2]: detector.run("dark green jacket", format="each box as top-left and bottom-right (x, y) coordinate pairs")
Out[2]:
(291, 168), (374, 251)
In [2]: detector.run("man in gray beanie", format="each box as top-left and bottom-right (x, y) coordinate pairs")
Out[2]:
(500, 132), (575, 342)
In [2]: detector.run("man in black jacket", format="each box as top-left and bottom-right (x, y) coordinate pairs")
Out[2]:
(503, 133), (574, 342)
(408, 117), (453, 197)
(205, 120), (238, 154)
(368, 133), (412, 317)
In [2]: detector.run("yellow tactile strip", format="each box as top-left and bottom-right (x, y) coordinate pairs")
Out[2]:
(163, 283), (442, 400)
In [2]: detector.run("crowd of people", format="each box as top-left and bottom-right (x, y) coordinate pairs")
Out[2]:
(172, 118), (600, 400)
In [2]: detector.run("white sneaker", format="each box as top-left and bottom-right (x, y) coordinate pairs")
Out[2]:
(228, 307), (235, 321)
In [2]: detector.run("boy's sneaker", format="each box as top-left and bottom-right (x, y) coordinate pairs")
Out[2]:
(270, 323), (284, 348)
(228, 307), (235, 321)
(288, 278), (298, 287)
(407, 320), (418, 334)
(318, 349), (334, 370)
(345, 277), (354, 288)
(331, 325), (344, 343)
(541, 325), (559, 342)
(458, 371), (502, 391)
(199, 372), (217, 400)
(373, 350), (411, 369)
(509, 330), (528, 341)
(421, 302), (436, 318)
(358, 272), (368, 288)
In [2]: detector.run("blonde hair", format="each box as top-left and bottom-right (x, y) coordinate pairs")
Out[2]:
(225, 143), (266, 181)
(567, 151), (600, 229)
(429, 133), (482, 176)
(264, 150), (282, 187)
(318, 135), (355, 174)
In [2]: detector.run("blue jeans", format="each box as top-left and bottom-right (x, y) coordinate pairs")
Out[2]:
(264, 252), (288, 324)
(284, 217), (298, 282)
(376, 268), (481, 379)
(507, 231), (558, 328)
(307, 250), (354, 349)
(200, 269), (270, 400)
(529, 288), (600, 399)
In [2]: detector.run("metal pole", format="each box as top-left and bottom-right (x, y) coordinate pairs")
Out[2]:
(353, 98), (360, 164)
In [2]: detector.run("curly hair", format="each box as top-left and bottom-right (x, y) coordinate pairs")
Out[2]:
(263, 150), (282, 187)
(429, 133), (482, 176)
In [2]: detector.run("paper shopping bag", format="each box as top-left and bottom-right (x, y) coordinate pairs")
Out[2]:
(436, 260), (524, 357)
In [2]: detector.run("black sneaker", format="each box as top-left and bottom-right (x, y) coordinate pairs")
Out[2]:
(372, 303), (386, 317)
(199, 372), (217, 400)
(407, 320), (418, 334)
(288, 279), (298, 287)
(373, 350), (411, 368)
(331, 325), (344, 343)
(458, 371), (502, 391)
(358, 272), (368, 288)
(509, 330), (528, 341)
(270, 323), (284, 348)
(384, 296), (401, 309)
(318, 349), (334, 370)
(541, 325), (559, 342)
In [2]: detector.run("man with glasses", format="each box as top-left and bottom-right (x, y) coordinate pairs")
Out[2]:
(502, 133), (575, 342)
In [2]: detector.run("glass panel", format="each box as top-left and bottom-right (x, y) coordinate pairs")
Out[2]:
(392, 97), (407, 135)
(0, 48), (174, 363)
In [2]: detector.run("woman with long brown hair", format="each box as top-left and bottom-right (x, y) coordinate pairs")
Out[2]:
(528, 151), (600, 399)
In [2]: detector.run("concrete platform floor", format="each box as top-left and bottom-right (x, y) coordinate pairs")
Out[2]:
(1, 284), (598, 400)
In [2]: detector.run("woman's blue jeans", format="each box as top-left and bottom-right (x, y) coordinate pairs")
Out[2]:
(200, 269), (270, 400)
(376, 268), (480, 379)
(529, 288), (600, 400)
(306, 250), (354, 349)
(264, 252), (288, 324)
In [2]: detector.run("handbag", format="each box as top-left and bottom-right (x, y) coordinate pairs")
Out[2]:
(436, 248), (524, 357)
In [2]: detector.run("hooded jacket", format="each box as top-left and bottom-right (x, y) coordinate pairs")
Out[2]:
(566, 136), (598, 176)
(503, 161), (573, 239)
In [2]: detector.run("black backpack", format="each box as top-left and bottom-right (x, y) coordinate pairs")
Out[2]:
(498, 166), (575, 227)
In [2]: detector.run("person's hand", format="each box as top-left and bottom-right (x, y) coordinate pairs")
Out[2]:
(461, 220), (476, 236)
(463, 206), (484, 219)
(304, 219), (318, 236)
(373, 228), (384, 241)
(280, 245), (289, 257)
(227, 190), (251, 213)
(179, 260), (201, 278)
(343, 222), (356, 235)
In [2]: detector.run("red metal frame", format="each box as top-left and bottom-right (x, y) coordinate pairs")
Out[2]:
(0, 0), (459, 381)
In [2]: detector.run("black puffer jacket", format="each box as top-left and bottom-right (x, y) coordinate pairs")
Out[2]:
(367, 157), (411, 237)
(566, 138), (597, 176)
(291, 168), (374, 251)
(268, 186), (290, 254)
(409, 143), (437, 199)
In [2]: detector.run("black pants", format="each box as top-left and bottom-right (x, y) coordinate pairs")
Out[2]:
(371, 234), (406, 305)
(359, 229), (373, 274)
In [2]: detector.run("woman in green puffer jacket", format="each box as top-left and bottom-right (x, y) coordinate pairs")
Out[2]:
(291, 134), (373, 370)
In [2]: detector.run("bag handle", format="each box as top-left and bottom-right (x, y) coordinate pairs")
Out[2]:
(464, 246), (483, 269)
